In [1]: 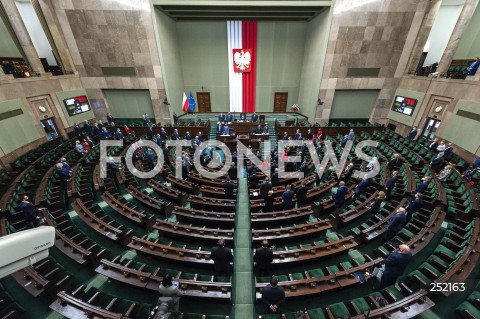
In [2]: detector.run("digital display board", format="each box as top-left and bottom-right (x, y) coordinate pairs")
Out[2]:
(391, 95), (417, 116)
(63, 95), (91, 116)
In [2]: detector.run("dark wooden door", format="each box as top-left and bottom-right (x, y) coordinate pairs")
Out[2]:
(273, 92), (288, 113)
(197, 92), (211, 113)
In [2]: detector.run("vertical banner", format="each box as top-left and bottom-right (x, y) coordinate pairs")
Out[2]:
(242, 21), (257, 113)
(227, 21), (243, 112)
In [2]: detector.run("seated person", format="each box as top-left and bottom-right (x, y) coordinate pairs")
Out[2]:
(239, 113), (246, 121)
(263, 124), (269, 134)
(222, 124), (230, 136)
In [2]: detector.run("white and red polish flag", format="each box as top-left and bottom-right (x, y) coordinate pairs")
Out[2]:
(227, 21), (257, 113)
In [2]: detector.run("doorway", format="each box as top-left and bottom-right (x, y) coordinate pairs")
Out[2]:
(422, 118), (441, 140)
(41, 118), (59, 140)
(197, 92), (211, 113)
(273, 92), (288, 113)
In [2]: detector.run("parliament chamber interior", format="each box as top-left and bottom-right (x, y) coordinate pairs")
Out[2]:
(1, 0), (480, 318)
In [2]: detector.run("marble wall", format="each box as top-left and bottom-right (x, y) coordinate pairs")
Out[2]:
(317, 0), (431, 124)
(50, 0), (169, 122)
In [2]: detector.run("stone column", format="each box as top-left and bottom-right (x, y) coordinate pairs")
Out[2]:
(437, 0), (480, 73)
(0, 0), (49, 75)
(406, 0), (441, 72)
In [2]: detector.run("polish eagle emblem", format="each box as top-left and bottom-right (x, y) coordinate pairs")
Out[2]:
(233, 49), (252, 72)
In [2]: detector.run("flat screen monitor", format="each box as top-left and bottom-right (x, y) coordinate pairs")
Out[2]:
(63, 95), (91, 116)
(391, 95), (417, 116)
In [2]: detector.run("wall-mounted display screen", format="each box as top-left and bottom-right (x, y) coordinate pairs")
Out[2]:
(64, 95), (91, 116)
(391, 95), (417, 116)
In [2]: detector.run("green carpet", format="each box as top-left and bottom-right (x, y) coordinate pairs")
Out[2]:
(232, 178), (256, 319)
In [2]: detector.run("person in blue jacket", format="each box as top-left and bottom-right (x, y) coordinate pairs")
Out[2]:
(405, 193), (423, 222)
(147, 148), (156, 170)
(414, 176), (431, 195)
(379, 244), (412, 289)
(406, 127), (417, 140)
(332, 181), (348, 211)
(466, 57), (480, 76)
(281, 185), (295, 210)
(385, 207), (407, 241)
(385, 171), (398, 199)
(353, 175), (371, 201)
(252, 112), (258, 123)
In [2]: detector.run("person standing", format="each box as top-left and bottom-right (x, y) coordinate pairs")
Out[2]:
(264, 190), (275, 212)
(19, 195), (42, 228)
(385, 208), (407, 241)
(261, 276), (285, 315)
(296, 182), (308, 208)
(332, 181), (348, 211)
(353, 175), (371, 201)
(405, 193), (423, 222)
(158, 273), (183, 312)
(385, 171), (398, 199)
(369, 191), (386, 215)
(379, 245), (412, 289)
(414, 176), (431, 195)
(210, 239), (233, 276)
(281, 185), (294, 210)
(254, 240), (274, 276)
(223, 177), (235, 200)
(259, 178), (272, 202)
(406, 127), (418, 140)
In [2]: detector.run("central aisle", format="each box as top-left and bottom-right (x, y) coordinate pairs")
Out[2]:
(231, 178), (256, 319)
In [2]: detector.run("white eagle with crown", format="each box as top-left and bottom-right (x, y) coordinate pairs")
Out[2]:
(234, 50), (251, 71)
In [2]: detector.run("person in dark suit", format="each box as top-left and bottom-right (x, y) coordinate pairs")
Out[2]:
(172, 129), (179, 140)
(59, 157), (71, 171)
(185, 131), (191, 141)
(369, 191), (385, 215)
(173, 112), (178, 123)
(56, 163), (71, 183)
(429, 139), (439, 153)
(443, 143), (453, 160)
(142, 113), (151, 126)
(295, 129), (301, 141)
(74, 123), (82, 138)
(83, 120), (91, 134)
(385, 208), (407, 241)
(388, 153), (402, 171)
(430, 153), (445, 171)
(249, 173), (260, 188)
(19, 195), (41, 228)
(380, 244), (412, 289)
(155, 133), (162, 146)
(414, 176), (431, 195)
(222, 124), (230, 135)
(219, 113), (226, 122)
(263, 124), (269, 134)
(340, 134), (349, 148)
(385, 171), (398, 199)
(262, 276), (285, 314)
(226, 112), (233, 123)
(254, 240), (274, 276)
(147, 148), (156, 170)
(296, 182), (308, 208)
(160, 128), (167, 140)
(181, 160), (189, 179)
(264, 190), (275, 212)
(252, 112), (258, 123)
(405, 193), (423, 222)
(282, 132), (288, 140)
(239, 113), (246, 121)
(115, 128), (124, 140)
(341, 163), (355, 182)
(332, 181), (348, 211)
(271, 169), (279, 187)
(347, 129), (355, 140)
(198, 132), (203, 142)
(147, 127), (154, 140)
(281, 185), (294, 210)
(406, 127), (418, 140)
(259, 178), (272, 201)
(228, 163), (237, 180)
(210, 239), (233, 276)
(223, 178), (235, 199)
(353, 175), (371, 201)
(107, 113), (114, 124)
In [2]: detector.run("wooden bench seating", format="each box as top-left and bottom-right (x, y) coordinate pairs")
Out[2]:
(128, 235), (214, 265)
(50, 285), (139, 319)
(101, 191), (155, 230)
(167, 174), (200, 194)
(71, 199), (133, 246)
(267, 235), (358, 265)
(149, 179), (188, 206)
(95, 257), (231, 300)
(251, 206), (317, 227)
(189, 195), (236, 212)
(170, 206), (235, 227)
(153, 219), (234, 244)
(126, 185), (174, 216)
(42, 208), (108, 267)
(252, 218), (332, 243)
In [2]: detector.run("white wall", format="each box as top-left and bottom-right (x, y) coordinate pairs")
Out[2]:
(15, 0), (57, 66)
(423, 3), (464, 66)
